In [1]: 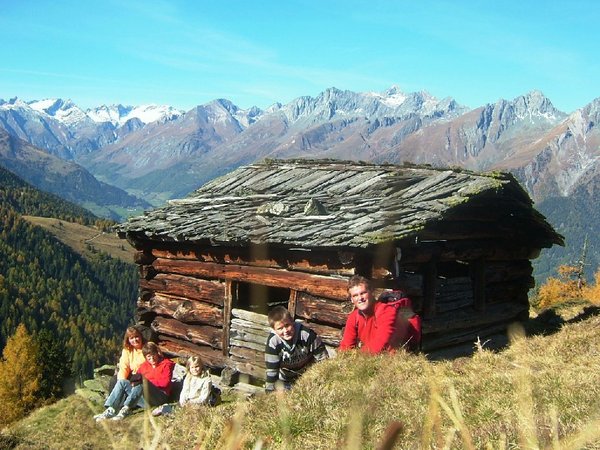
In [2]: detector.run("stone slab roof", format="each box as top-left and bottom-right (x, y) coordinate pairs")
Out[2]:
(119, 159), (563, 249)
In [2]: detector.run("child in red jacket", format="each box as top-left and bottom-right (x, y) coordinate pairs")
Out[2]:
(135, 342), (175, 415)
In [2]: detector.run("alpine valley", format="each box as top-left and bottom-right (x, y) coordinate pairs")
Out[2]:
(1, 87), (599, 282)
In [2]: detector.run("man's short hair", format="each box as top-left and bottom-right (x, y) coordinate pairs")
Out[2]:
(347, 275), (372, 292)
(267, 305), (293, 327)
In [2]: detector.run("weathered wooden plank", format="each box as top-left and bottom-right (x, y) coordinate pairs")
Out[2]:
(471, 260), (486, 312)
(151, 316), (223, 349)
(228, 358), (267, 379)
(422, 322), (511, 351)
(151, 247), (358, 276)
(229, 328), (269, 346)
(423, 260), (438, 318)
(435, 296), (474, 313)
(223, 281), (233, 355)
(231, 308), (269, 325)
(288, 290), (299, 317)
(485, 282), (530, 301)
(140, 273), (225, 306)
(422, 302), (528, 334)
(139, 293), (223, 326)
(230, 318), (271, 334)
(300, 322), (343, 346)
(229, 346), (265, 367)
(230, 338), (265, 352)
(485, 262), (532, 283)
(158, 337), (227, 368)
(151, 258), (349, 301)
(295, 293), (353, 326)
(399, 241), (539, 263)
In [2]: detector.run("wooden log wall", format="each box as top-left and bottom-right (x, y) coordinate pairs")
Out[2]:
(134, 239), (536, 372)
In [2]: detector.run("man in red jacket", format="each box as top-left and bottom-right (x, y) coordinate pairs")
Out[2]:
(339, 275), (400, 353)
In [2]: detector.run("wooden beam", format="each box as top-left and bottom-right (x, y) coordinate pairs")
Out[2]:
(140, 274), (225, 306)
(231, 308), (268, 325)
(151, 316), (223, 349)
(229, 328), (270, 347)
(300, 322), (343, 346)
(150, 247), (357, 276)
(139, 293), (223, 325)
(422, 260), (437, 319)
(223, 280), (233, 356)
(471, 260), (486, 312)
(288, 290), (299, 318)
(230, 318), (271, 335)
(151, 258), (349, 300)
(295, 292), (353, 326)
(158, 337), (227, 368)
(422, 323), (510, 351)
(422, 302), (528, 334)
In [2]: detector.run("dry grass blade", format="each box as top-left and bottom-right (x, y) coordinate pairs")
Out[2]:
(435, 385), (475, 450)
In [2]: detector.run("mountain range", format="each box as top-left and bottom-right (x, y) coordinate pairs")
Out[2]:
(1, 87), (598, 280)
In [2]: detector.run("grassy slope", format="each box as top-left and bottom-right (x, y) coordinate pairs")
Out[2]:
(4, 304), (600, 449)
(22, 216), (136, 264)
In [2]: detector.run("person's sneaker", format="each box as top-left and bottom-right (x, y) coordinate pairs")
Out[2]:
(94, 407), (116, 421)
(152, 404), (173, 416)
(111, 405), (130, 421)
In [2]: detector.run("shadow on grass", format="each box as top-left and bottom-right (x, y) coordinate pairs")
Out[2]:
(526, 305), (600, 337)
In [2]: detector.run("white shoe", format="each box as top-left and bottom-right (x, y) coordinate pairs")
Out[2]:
(94, 407), (116, 421)
(111, 405), (131, 421)
(152, 404), (172, 416)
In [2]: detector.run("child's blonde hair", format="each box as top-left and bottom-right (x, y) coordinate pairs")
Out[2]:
(186, 355), (204, 374)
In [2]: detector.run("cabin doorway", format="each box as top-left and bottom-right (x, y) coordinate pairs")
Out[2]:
(227, 281), (291, 380)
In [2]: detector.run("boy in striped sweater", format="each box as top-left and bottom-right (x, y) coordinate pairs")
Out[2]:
(264, 306), (328, 392)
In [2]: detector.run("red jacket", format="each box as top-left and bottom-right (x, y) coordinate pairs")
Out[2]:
(339, 301), (399, 353)
(137, 357), (175, 395)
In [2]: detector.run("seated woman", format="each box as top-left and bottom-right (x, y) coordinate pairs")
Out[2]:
(136, 342), (175, 416)
(94, 326), (146, 421)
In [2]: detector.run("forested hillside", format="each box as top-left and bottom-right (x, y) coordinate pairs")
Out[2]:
(0, 166), (138, 378)
(534, 191), (599, 284)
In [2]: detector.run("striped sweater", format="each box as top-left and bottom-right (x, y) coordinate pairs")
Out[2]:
(264, 322), (328, 391)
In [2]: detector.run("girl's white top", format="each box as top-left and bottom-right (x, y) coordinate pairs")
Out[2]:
(179, 372), (212, 406)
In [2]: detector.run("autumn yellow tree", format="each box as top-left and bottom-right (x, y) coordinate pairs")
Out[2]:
(536, 264), (600, 309)
(0, 324), (42, 426)
(536, 265), (582, 309)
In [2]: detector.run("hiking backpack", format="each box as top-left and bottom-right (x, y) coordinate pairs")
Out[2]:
(377, 290), (422, 352)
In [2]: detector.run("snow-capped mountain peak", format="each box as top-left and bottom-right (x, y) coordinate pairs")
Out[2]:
(86, 104), (183, 127)
(0, 97), (31, 109)
(29, 98), (88, 125)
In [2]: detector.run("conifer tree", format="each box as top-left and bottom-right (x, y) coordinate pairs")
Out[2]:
(0, 324), (42, 426)
(35, 329), (72, 400)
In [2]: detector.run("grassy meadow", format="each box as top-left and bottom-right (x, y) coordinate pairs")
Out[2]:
(22, 216), (136, 264)
(3, 301), (600, 449)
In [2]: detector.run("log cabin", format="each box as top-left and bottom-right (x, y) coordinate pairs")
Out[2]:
(118, 159), (563, 378)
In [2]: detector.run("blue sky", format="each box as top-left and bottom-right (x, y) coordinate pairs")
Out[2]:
(1, 0), (597, 113)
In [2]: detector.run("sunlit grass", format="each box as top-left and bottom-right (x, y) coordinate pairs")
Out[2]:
(5, 310), (600, 449)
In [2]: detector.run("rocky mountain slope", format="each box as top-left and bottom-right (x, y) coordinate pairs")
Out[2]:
(0, 128), (150, 220)
(1, 88), (598, 279)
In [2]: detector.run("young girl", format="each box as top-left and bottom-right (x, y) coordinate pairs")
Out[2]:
(94, 326), (146, 421)
(178, 356), (213, 407)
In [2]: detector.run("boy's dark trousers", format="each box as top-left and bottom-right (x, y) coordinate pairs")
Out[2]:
(142, 378), (169, 407)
